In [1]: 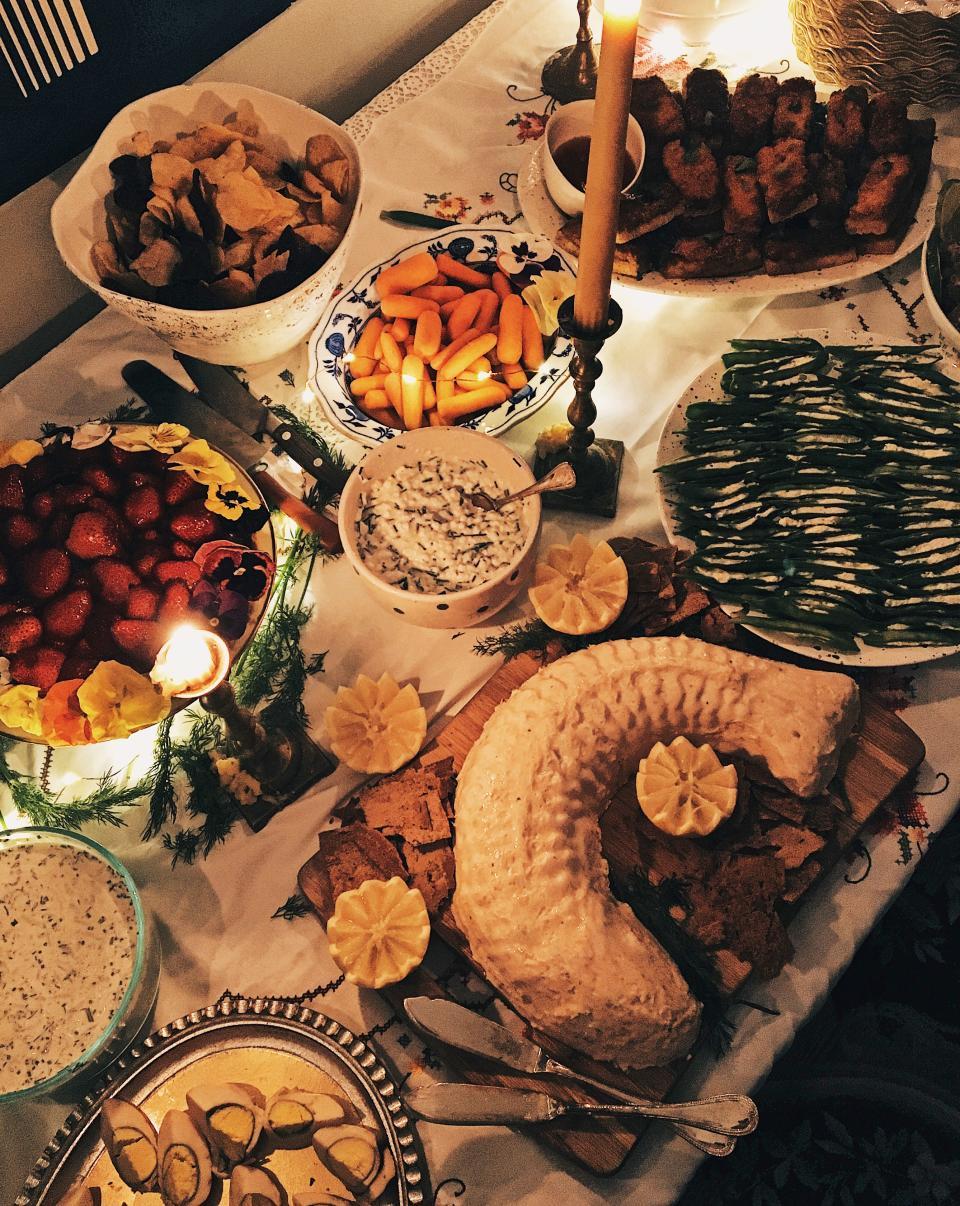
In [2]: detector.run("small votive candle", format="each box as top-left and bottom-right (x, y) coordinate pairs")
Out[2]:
(150, 625), (230, 699)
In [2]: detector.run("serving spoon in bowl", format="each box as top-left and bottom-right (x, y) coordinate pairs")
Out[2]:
(466, 461), (576, 512)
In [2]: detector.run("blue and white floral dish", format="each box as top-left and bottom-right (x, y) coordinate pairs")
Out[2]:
(307, 225), (575, 446)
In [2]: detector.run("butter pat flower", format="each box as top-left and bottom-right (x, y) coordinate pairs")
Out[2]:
(0, 439), (44, 469)
(41, 679), (92, 747)
(205, 480), (261, 521)
(213, 754), (261, 805)
(168, 439), (235, 486)
(0, 685), (43, 736)
(71, 422), (113, 450)
(77, 661), (170, 741)
(522, 270), (575, 336)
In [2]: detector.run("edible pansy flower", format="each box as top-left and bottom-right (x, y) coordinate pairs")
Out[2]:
(0, 439), (44, 468)
(167, 438), (235, 486)
(77, 660), (170, 741)
(71, 422), (113, 450)
(110, 425), (158, 453)
(0, 684), (43, 736)
(189, 581), (250, 639)
(205, 479), (261, 521)
(196, 541), (274, 601)
(0, 657), (10, 687)
(147, 422), (190, 454)
(522, 269), (575, 336)
(41, 679), (92, 747)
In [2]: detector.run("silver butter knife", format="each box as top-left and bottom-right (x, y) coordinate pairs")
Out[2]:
(404, 997), (752, 1157)
(174, 353), (351, 494)
(406, 1083), (758, 1136)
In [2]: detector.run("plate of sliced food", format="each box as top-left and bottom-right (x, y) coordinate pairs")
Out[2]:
(519, 70), (939, 296)
(18, 995), (426, 1206)
(655, 331), (960, 666)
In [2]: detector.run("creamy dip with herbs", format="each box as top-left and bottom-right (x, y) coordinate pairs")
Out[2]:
(0, 841), (138, 1094)
(356, 453), (527, 594)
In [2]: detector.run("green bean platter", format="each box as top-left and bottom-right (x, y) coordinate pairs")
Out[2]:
(655, 332), (960, 666)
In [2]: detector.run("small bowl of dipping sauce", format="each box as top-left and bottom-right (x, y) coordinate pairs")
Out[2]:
(543, 99), (645, 216)
(0, 827), (160, 1103)
(339, 427), (541, 629)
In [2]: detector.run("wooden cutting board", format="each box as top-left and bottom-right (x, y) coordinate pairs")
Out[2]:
(326, 652), (926, 1175)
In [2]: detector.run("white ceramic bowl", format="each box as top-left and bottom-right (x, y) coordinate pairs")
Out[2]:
(543, 100), (645, 216)
(51, 82), (363, 365)
(338, 427), (541, 629)
(921, 237), (960, 357)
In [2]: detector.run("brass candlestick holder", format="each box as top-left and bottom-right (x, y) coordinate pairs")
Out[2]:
(201, 680), (336, 832)
(541, 0), (599, 103)
(533, 295), (625, 518)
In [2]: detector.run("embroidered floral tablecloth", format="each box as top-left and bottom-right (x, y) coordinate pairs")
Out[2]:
(2, 2), (960, 1203)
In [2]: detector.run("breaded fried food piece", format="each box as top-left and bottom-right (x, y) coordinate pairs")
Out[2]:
(661, 233), (762, 278)
(757, 138), (818, 223)
(630, 75), (685, 149)
(662, 138), (722, 214)
(617, 182), (685, 242)
(682, 68), (729, 138)
(824, 86), (868, 158)
(808, 153), (848, 227)
(853, 131), (932, 252)
(763, 229), (855, 275)
(728, 73), (779, 154)
(845, 152), (913, 235)
(723, 155), (763, 234)
(772, 78), (817, 142)
(868, 94), (910, 153)
(556, 215), (650, 277)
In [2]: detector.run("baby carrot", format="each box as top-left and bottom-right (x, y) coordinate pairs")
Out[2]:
(521, 304), (545, 370)
(491, 270), (512, 299)
(379, 330), (404, 374)
(447, 292), (483, 339)
(375, 252), (437, 297)
(401, 353), (425, 429)
(437, 382), (511, 420)
(430, 326), (483, 372)
(436, 377), (455, 402)
(391, 316), (411, 343)
(380, 295), (440, 320)
(384, 372), (403, 417)
(351, 315), (384, 377)
(413, 310), (443, 359)
(357, 388), (389, 416)
(435, 253), (489, 288)
(497, 294), (523, 365)
(411, 285), (465, 303)
(438, 332), (499, 381)
(501, 362), (529, 391)
(474, 289), (500, 331)
(423, 375), (437, 411)
(349, 373), (389, 397)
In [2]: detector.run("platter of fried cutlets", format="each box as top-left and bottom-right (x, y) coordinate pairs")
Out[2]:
(519, 69), (939, 295)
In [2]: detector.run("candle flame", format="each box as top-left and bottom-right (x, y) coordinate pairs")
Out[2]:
(151, 625), (229, 698)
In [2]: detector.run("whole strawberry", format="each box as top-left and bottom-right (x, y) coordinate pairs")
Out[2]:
(124, 485), (163, 530)
(0, 611), (41, 654)
(43, 588), (92, 644)
(126, 585), (160, 620)
(22, 548), (70, 601)
(154, 559), (201, 587)
(3, 514), (41, 550)
(158, 581), (191, 624)
(0, 467), (25, 511)
(92, 558), (140, 607)
(66, 511), (121, 560)
(10, 646), (64, 691)
(111, 619), (163, 669)
(163, 471), (204, 507)
(170, 501), (219, 545)
(29, 490), (55, 521)
(81, 465), (120, 498)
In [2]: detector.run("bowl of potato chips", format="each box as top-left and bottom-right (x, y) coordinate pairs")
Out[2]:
(51, 82), (362, 365)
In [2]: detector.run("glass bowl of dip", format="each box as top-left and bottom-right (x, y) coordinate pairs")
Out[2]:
(339, 427), (542, 629)
(0, 827), (160, 1104)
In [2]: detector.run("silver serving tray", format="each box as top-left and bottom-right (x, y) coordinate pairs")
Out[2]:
(17, 995), (428, 1205)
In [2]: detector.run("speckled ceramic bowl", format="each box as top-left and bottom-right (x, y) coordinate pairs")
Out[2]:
(338, 427), (541, 629)
(51, 83), (362, 365)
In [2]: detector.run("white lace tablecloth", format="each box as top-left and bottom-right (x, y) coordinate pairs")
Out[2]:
(3, 2), (960, 1203)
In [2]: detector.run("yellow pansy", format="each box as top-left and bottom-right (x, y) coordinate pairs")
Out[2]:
(205, 479), (261, 520)
(522, 269), (575, 336)
(167, 438), (235, 486)
(0, 439), (44, 469)
(77, 661), (170, 742)
(147, 422), (190, 454)
(0, 685), (43, 736)
(71, 422), (113, 450)
(110, 425), (158, 453)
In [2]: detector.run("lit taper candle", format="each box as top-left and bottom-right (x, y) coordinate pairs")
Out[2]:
(573, 0), (641, 332)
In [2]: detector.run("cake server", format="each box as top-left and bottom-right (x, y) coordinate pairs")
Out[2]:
(406, 1083), (758, 1136)
(404, 996), (748, 1156)
(121, 360), (341, 551)
(173, 354), (351, 494)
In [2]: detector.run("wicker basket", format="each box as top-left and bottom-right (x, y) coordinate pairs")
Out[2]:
(791, 0), (960, 105)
